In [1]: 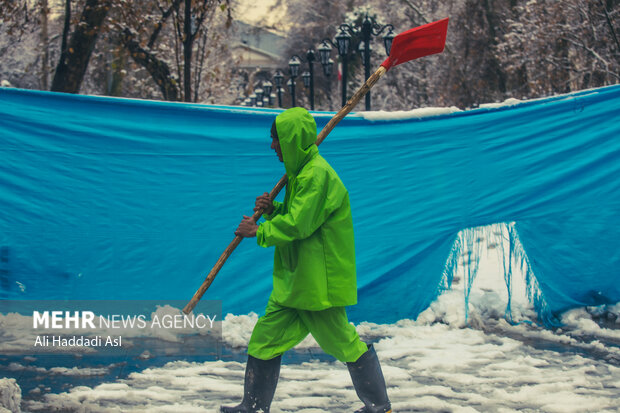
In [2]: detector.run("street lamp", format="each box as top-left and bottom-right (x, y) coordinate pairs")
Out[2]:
(255, 88), (264, 104)
(305, 49), (316, 110)
(358, 41), (373, 62)
(261, 81), (273, 107)
(335, 27), (352, 56)
(334, 27), (352, 108)
(326, 13), (393, 110)
(286, 78), (295, 107)
(383, 27), (395, 56)
(324, 58), (334, 76)
(288, 49), (317, 110)
(273, 70), (284, 107)
(262, 81), (273, 98)
(318, 41), (335, 77)
(288, 56), (301, 107)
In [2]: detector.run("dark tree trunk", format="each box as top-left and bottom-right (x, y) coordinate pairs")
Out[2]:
(40, 0), (50, 90)
(61, 0), (70, 56)
(121, 28), (180, 101)
(602, 0), (620, 54)
(481, 0), (507, 94)
(183, 0), (192, 102)
(51, 0), (112, 93)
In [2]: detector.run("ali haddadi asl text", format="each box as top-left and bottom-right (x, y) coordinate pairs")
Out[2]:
(34, 335), (121, 348)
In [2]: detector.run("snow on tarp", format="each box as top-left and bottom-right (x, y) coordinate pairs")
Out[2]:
(0, 85), (619, 326)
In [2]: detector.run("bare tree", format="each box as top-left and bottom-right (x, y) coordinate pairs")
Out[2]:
(2, 0), (616, 106)
(498, 0), (620, 97)
(172, 0), (232, 102)
(51, 0), (113, 93)
(114, 0), (232, 102)
(116, 0), (183, 100)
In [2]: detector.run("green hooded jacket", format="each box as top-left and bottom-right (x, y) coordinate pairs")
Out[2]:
(256, 107), (357, 310)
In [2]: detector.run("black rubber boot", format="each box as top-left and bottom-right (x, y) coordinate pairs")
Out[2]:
(347, 344), (392, 413)
(220, 354), (281, 413)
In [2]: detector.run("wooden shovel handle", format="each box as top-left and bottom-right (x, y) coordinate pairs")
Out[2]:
(183, 66), (387, 314)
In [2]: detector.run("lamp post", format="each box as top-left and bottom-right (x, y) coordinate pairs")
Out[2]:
(286, 78), (295, 107)
(262, 80), (273, 107)
(273, 70), (284, 108)
(306, 49), (316, 110)
(255, 87), (264, 104)
(318, 40), (335, 77)
(302, 70), (312, 108)
(327, 13), (394, 110)
(289, 49), (317, 110)
(288, 56), (301, 107)
(334, 27), (352, 108)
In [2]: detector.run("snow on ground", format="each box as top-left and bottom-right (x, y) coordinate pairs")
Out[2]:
(356, 87), (616, 121)
(359, 106), (462, 121)
(19, 312), (620, 412)
(0, 378), (21, 413)
(3, 225), (620, 412)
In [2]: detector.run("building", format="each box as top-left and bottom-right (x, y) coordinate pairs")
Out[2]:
(231, 21), (287, 70)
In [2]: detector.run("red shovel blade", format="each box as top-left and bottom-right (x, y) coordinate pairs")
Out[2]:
(381, 17), (449, 70)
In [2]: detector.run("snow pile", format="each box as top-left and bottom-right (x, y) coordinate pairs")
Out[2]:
(479, 97), (523, 108)
(0, 378), (21, 413)
(561, 307), (620, 341)
(359, 106), (461, 121)
(5, 223), (620, 411)
(221, 312), (257, 348)
(7, 363), (110, 377)
(356, 96), (540, 121)
(21, 315), (620, 412)
(12, 285), (620, 412)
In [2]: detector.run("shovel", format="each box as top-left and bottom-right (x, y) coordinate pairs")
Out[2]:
(183, 17), (450, 314)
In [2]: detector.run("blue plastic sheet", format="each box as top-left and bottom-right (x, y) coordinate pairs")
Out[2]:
(1, 86), (619, 324)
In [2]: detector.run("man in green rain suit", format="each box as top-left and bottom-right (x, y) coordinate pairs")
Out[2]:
(221, 107), (391, 413)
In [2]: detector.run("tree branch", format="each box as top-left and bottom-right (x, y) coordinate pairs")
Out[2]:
(601, 0), (620, 55)
(121, 27), (180, 100)
(148, 0), (182, 49)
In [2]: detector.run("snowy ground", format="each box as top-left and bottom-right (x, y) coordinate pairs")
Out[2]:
(2, 226), (620, 412)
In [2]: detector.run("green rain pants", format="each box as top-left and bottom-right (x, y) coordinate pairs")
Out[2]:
(247, 299), (368, 363)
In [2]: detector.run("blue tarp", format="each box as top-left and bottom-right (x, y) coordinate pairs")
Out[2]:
(1, 86), (619, 325)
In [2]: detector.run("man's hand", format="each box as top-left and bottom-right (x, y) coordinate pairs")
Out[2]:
(235, 215), (258, 238)
(254, 192), (274, 215)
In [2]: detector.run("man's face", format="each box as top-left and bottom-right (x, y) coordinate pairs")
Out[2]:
(271, 132), (283, 162)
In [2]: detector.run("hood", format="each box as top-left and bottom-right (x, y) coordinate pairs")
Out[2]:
(275, 107), (318, 177)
